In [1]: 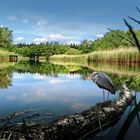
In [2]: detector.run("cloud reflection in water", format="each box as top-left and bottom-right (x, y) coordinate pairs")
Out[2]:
(0, 72), (117, 117)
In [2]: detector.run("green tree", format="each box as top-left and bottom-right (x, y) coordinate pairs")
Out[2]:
(0, 27), (13, 48)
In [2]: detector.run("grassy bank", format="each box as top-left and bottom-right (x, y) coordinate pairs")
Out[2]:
(0, 48), (29, 62)
(0, 48), (15, 56)
(50, 47), (140, 63)
(50, 54), (87, 63)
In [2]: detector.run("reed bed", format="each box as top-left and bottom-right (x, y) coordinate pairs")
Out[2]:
(50, 47), (140, 63)
(87, 47), (140, 63)
(50, 54), (87, 63)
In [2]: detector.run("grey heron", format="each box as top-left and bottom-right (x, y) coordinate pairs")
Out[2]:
(89, 72), (115, 101)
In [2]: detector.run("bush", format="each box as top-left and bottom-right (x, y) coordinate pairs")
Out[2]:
(65, 48), (82, 55)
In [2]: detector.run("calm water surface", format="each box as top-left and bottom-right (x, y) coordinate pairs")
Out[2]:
(0, 60), (140, 139)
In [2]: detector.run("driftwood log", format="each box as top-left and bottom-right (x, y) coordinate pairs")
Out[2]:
(0, 84), (133, 140)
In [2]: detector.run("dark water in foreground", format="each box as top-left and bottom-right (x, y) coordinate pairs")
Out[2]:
(0, 60), (140, 139)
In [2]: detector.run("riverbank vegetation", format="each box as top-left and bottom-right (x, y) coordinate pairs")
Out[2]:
(0, 48), (15, 56)
(50, 47), (140, 63)
(0, 22), (140, 63)
(88, 47), (140, 63)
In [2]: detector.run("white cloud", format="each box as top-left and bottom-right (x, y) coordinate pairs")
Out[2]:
(33, 37), (48, 44)
(7, 16), (17, 21)
(13, 74), (25, 80)
(33, 74), (47, 80)
(48, 34), (72, 40)
(96, 34), (104, 38)
(37, 20), (47, 26)
(65, 74), (80, 79)
(66, 40), (81, 45)
(48, 78), (65, 84)
(22, 19), (29, 24)
(32, 75), (65, 84)
(8, 16), (29, 24)
(15, 37), (24, 41)
(9, 14), (108, 44)
(32, 34), (72, 44)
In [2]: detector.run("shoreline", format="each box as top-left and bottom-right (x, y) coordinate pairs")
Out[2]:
(0, 84), (133, 140)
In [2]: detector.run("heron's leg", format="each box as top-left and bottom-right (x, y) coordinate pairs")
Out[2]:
(107, 91), (109, 100)
(103, 89), (105, 102)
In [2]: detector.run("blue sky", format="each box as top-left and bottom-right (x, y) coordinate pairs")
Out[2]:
(0, 0), (140, 44)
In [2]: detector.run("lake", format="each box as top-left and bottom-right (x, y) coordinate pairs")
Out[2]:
(0, 60), (140, 139)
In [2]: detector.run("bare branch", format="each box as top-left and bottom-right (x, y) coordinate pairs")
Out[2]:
(124, 19), (140, 52)
(107, 28), (136, 46)
(128, 16), (140, 24)
(136, 6), (140, 14)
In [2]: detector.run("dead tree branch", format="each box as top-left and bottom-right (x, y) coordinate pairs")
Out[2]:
(124, 19), (140, 52)
(136, 6), (140, 14)
(107, 28), (136, 46)
(128, 16), (140, 24)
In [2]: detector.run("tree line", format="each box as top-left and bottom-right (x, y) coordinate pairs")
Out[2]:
(0, 26), (140, 58)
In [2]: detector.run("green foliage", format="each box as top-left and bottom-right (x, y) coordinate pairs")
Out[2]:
(78, 30), (140, 53)
(78, 40), (93, 53)
(0, 27), (13, 48)
(0, 66), (13, 88)
(110, 74), (140, 91)
(14, 43), (70, 58)
(91, 30), (127, 50)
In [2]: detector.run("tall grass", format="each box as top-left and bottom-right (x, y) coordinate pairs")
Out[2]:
(50, 54), (87, 63)
(87, 47), (140, 63)
(0, 49), (15, 56)
(50, 47), (140, 63)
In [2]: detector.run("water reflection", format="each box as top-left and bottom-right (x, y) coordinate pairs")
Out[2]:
(116, 99), (140, 140)
(0, 64), (13, 88)
(0, 72), (115, 119)
(0, 60), (140, 139)
(1, 60), (140, 90)
(86, 96), (140, 140)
